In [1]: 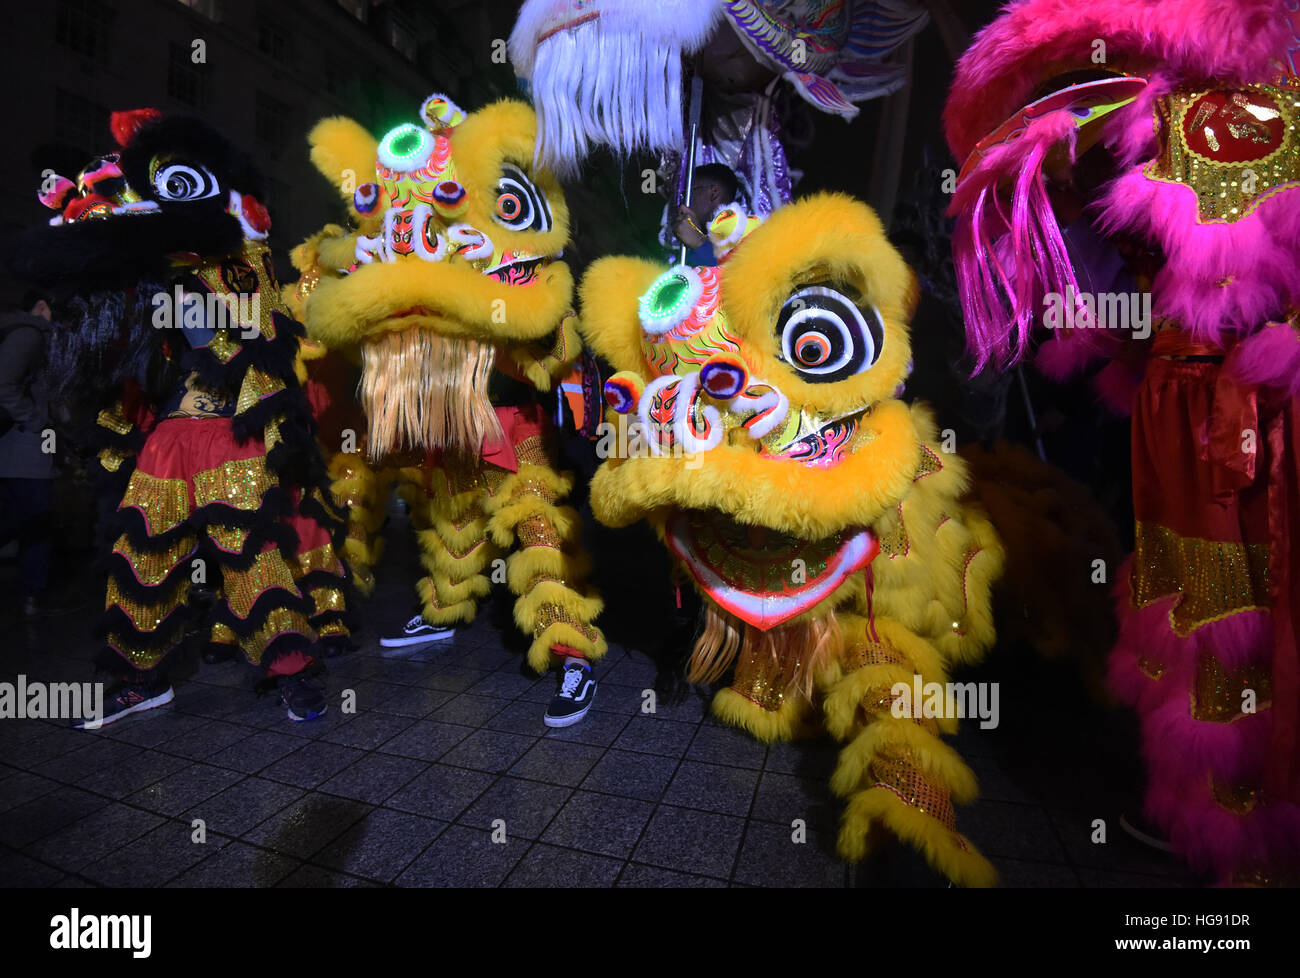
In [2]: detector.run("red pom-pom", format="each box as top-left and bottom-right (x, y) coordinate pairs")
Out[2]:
(109, 108), (161, 148)
(239, 194), (272, 234)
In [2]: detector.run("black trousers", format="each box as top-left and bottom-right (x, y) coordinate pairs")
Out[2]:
(0, 477), (52, 598)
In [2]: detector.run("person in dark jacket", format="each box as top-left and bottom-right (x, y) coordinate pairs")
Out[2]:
(0, 290), (56, 616)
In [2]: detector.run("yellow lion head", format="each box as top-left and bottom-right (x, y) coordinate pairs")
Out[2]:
(579, 193), (924, 630)
(291, 95), (573, 459)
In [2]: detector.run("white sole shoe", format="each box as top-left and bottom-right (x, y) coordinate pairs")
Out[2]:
(379, 627), (456, 648)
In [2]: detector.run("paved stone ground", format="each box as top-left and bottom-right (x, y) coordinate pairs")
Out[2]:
(0, 501), (1203, 888)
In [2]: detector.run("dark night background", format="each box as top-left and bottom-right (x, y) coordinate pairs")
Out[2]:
(0, 1), (1181, 891)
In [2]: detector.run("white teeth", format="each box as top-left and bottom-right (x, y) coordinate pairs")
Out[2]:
(111, 201), (160, 214)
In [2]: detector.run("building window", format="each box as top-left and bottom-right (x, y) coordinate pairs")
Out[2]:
(255, 91), (290, 154)
(175, 0), (221, 20)
(55, 88), (108, 152)
(257, 10), (290, 62)
(167, 42), (207, 108)
(336, 0), (368, 23)
(55, 0), (114, 64)
(385, 11), (417, 61)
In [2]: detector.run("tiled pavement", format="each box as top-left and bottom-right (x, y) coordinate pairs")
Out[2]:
(0, 507), (1203, 888)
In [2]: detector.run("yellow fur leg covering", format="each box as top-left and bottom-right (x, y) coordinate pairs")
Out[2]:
(484, 462), (604, 670)
(711, 687), (817, 742)
(328, 452), (390, 596)
(839, 787), (996, 888)
(415, 575), (480, 625)
(529, 621), (607, 673)
(822, 617), (993, 886)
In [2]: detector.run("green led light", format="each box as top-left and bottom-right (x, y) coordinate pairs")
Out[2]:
(649, 274), (689, 316)
(382, 124), (427, 160)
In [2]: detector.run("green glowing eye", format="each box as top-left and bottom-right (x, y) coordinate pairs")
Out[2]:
(638, 265), (704, 335)
(379, 124), (433, 172)
(649, 275), (689, 316)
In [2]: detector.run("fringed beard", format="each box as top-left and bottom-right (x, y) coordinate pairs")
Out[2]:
(689, 601), (843, 702)
(359, 327), (504, 461)
(521, 7), (721, 177)
(49, 279), (172, 404)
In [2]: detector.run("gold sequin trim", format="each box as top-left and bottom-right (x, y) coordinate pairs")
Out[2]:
(105, 577), (190, 636)
(1131, 521), (1270, 636)
(1210, 777), (1260, 814)
(236, 366), (286, 416)
(193, 455), (277, 512)
(98, 448), (128, 473)
(870, 747), (959, 834)
(1191, 652), (1272, 723)
(517, 514), (563, 550)
(220, 549), (301, 619)
(731, 642), (803, 712)
(1146, 86), (1300, 223)
(296, 544), (344, 577)
(96, 406), (133, 436)
(120, 471), (191, 536)
(113, 536), (196, 587)
(238, 607), (312, 666)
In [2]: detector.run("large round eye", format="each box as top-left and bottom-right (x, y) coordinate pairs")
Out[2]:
(493, 164), (551, 232)
(152, 162), (220, 201)
(777, 285), (883, 383)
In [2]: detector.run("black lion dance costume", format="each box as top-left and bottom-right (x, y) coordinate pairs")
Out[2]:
(7, 108), (351, 726)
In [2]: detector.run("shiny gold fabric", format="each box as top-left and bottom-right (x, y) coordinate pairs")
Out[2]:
(1131, 521), (1270, 636)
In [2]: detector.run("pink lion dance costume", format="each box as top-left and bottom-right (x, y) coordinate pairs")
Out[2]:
(945, 0), (1300, 885)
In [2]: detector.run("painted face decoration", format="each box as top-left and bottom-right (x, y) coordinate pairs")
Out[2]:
(345, 94), (560, 288)
(581, 193), (919, 630)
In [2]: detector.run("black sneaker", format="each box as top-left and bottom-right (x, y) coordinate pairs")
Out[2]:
(279, 673), (327, 722)
(379, 614), (456, 649)
(72, 682), (174, 731)
(544, 662), (597, 727)
(203, 643), (237, 665)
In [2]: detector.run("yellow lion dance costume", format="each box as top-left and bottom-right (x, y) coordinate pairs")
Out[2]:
(580, 194), (1004, 885)
(288, 94), (604, 677)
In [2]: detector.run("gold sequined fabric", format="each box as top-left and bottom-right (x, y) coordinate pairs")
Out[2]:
(96, 406), (133, 436)
(98, 448), (129, 473)
(112, 536), (195, 587)
(533, 600), (599, 643)
(295, 544), (344, 577)
(236, 367), (286, 416)
(1192, 652), (1272, 723)
(308, 586), (347, 617)
(120, 471), (190, 536)
(877, 502), (909, 558)
(870, 747), (959, 834)
(517, 514), (563, 550)
(238, 607), (312, 666)
(1131, 521), (1270, 635)
(731, 642), (803, 712)
(193, 456), (277, 512)
(193, 240), (285, 341)
(1147, 86), (1300, 223)
(1211, 778), (1260, 814)
(221, 550), (300, 619)
(513, 435), (551, 468)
